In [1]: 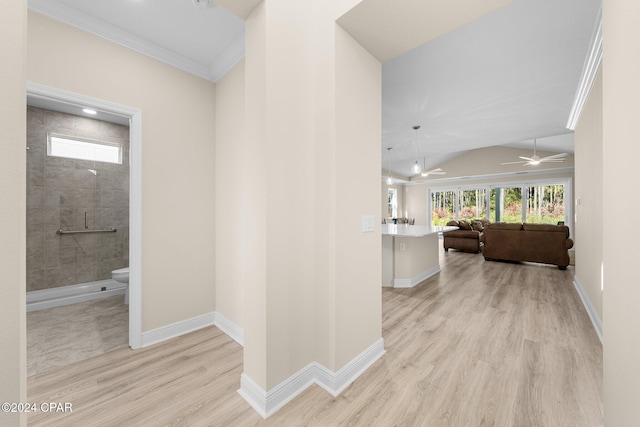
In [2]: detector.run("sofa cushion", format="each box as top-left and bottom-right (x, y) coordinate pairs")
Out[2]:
(446, 220), (459, 227)
(486, 222), (523, 231)
(522, 223), (570, 238)
(443, 230), (480, 239)
(458, 220), (472, 230)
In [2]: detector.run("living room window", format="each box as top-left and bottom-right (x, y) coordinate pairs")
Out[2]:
(429, 178), (572, 232)
(525, 185), (565, 225)
(490, 185), (566, 224)
(459, 189), (487, 221)
(388, 188), (398, 218)
(431, 189), (456, 225)
(490, 186), (524, 222)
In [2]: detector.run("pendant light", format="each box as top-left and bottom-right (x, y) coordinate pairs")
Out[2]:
(385, 147), (393, 185)
(410, 125), (422, 175)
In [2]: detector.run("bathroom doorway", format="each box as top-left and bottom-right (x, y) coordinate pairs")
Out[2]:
(25, 83), (142, 375)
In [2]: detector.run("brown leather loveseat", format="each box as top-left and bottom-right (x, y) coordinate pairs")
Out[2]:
(443, 218), (491, 253)
(483, 222), (574, 269)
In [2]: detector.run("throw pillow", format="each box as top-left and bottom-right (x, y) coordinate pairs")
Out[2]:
(471, 220), (484, 232)
(458, 220), (472, 230)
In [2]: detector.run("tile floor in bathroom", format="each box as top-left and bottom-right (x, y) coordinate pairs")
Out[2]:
(27, 295), (129, 376)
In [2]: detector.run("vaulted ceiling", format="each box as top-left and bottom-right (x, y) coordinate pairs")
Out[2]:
(28, 0), (601, 179)
(380, 0), (600, 178)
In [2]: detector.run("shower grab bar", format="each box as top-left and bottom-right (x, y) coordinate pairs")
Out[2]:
(56, 228), (117, 235)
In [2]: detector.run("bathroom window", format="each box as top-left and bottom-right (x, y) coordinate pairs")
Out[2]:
(47, 133), (122, 164)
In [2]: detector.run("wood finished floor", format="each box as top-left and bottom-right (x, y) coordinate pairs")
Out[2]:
(28, 249), (603, 426)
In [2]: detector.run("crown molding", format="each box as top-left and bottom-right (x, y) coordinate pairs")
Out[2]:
(28, 0), (238, 82)
(211, 34), (245, 81)
(566, 6), (602, 130)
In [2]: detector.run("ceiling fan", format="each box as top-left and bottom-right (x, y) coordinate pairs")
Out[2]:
(417, 156), (446, 177)
(421, 168), (446, 177)
(501, 139), (568, 166)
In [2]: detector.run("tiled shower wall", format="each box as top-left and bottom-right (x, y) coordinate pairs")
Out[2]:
(26, 106), (130, 292)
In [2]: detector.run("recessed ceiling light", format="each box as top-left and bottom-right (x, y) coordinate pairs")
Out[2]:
(83, 108), (97, 115)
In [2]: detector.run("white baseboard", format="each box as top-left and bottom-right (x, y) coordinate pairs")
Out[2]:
(214, 311), (244, 346)
(238, 375), (270, 418)
(140, 311), (245, 348)
(26, 280), (125, 312)
(135, 312), (383, 419)
(141, 312), (216, 348)
(239, 366), (317, 419)
(573, 276), (603, 343)
(314, 337), (385, 396)
(238, 338), (385, 418)
(394, 265), (440, 288)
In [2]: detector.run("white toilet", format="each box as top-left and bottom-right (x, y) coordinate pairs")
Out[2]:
(111, 267), (129, 305)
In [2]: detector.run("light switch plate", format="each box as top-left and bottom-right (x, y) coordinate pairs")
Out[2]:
(362, 215), (375, 232)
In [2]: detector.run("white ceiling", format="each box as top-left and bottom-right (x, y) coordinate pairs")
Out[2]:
(337, 0), (515, 63)
(28, 0), (600, 178)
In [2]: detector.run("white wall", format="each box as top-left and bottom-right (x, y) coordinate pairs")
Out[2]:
(241, 0), (269, 388)
(241, 0), (382, 391)
(573, 67), (603, 324)
(602, 1), (640, 424)
(262, 0), (317, 387)
(243, 0), (316, 389)
(333, 23), (382, 370)
(214, 60), (245, 329)
(27, 12), (216, 332)
(404, 185), (429, 225)
(0, 0), (27, 425)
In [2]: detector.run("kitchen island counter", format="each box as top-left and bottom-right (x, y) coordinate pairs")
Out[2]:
(382, 225), (457, 288)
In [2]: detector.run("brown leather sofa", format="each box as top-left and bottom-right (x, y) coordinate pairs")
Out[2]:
(483, 222), (574, 269)
(443, 219), (490, 253)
